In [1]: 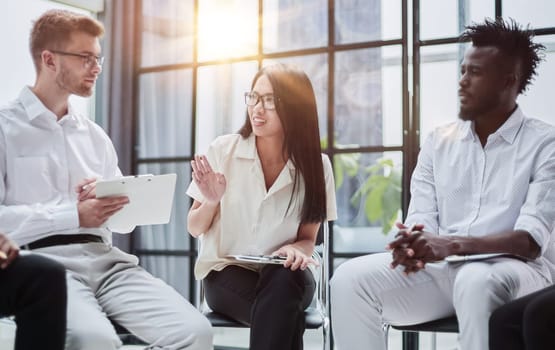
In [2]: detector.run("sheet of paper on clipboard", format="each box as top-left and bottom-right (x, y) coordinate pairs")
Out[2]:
(226, 255), (287, 265)
(95, 173), (177, 233)
(444, 253), (531, 263)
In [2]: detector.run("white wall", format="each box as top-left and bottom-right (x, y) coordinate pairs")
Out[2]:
(0, 0), (93, 114)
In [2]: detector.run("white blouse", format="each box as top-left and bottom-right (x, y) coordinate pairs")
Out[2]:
(187, 134), (337, 279)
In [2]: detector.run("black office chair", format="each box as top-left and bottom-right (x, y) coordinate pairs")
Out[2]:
(390, 316), (459, 350)
(196, 222), (331, 350)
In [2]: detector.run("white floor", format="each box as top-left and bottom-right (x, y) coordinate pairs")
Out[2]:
(206, 327), (459, 350)
(0, 319), (459, 350)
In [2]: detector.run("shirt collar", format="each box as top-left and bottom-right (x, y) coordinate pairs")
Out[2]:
(234, 133), (296, 170)
(458, 121), (475, 141)
(494, 106), (524, 144)
(458, 106), (524, 145)
(60, 103), (79, 128)
(235, 133), (257, 159)
(19, 86), (79, 128)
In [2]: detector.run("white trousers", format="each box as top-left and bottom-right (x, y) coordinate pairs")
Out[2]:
(330, 252), (549, 350)
(36, 243), (213, 350)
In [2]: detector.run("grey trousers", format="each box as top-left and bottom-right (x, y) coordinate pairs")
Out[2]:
(36, 242), (213, 350)
(330, 252), (549, 350)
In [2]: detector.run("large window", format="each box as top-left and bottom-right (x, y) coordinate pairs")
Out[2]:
(135, 0), (408, 304)
(132, 1), (555, 348)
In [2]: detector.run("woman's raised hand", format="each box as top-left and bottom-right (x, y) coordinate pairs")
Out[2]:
(191, 155), (226, 204)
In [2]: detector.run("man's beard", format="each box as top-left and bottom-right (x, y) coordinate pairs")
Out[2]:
(458, 106), (476, 121)
(458, 95), (500, 121)
(56, 66), (94, 97)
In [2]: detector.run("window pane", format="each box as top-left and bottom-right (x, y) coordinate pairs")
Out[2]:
(141, 0), (194, 67)
(264, 54), (329, 141)
(335, 0), (401, 44)
(196, 61), (259, 153)
(198, 0), (258, 61)
(140, 255), (191, 298)
(335, 46), (403, 147)
(517, 35), (555, 126)
(419, 43), (465, 143)
(136, 162), (191, 251)
(420, 0), (494, 40)
(333, 151), (403, 253)
(138, 69), (192, 158)
(503, 0), (555, 29)
(263, 0), (327, 53)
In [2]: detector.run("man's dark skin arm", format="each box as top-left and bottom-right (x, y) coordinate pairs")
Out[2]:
(388, 226), (540, 274)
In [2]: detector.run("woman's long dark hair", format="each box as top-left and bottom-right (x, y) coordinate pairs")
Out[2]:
(238, 64), (327, 224)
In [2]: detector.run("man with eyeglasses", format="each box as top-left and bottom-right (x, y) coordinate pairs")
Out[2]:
(0, 9), (212, 350)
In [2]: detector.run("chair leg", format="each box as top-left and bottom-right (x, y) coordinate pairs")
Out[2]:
(322, 317), (330, 350)
(402, 332), (419, 350)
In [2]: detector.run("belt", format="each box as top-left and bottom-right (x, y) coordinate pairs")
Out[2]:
(23, 234), (103, 250)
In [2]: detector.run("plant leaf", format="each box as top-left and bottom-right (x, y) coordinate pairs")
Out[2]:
(334, 157), (344, 189)
(365, 182), (386, 222)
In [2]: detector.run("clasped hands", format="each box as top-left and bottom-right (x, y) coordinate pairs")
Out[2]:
(386, 223), (452, 275)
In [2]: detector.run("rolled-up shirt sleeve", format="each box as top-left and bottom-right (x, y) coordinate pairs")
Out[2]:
(514, 140), (555, 254)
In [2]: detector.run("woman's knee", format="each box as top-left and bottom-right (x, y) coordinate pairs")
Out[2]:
(522, 291), (555, 332)
(261, 266), (311, 296)
(489, 304), (512, 335)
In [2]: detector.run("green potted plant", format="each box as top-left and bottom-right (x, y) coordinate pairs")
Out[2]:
(350, 157), (402, 234)
(323, 139), (402, 234)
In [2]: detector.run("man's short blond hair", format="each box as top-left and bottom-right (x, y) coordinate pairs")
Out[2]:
(30, 9), (105, 72)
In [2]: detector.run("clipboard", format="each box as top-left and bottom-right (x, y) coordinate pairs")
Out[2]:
(95, 173), (177, 233)
(444, 253), (531, 263)
(226, 255), (287, 265)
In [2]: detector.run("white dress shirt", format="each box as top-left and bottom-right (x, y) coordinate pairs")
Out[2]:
(406, 107), (555, 279)
(187, 133), (338, 279)
(0, 87), (121, 245)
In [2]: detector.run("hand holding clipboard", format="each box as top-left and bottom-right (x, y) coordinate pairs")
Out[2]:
(95, 174), (177, 233)
(226, 255), (287, 265)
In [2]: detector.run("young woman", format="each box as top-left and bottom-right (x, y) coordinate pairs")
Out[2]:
(186, 63), (337, 350)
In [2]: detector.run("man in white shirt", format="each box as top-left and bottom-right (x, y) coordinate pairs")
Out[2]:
(331, 18), (555, 350)
(0, 9), (212, 350)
